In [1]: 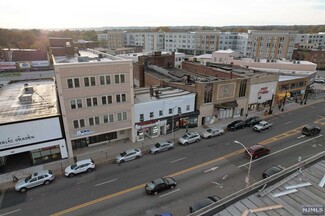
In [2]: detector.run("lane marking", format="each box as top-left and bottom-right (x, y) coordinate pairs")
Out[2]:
(238, 134), (323, 168)
(170, 157), (186, 163)
(52, 125), (320, 215)
(204, 166), (219, 173)
(259, 125), (306, 145)
(284, 121), (293, 125)
(94, 179), (117, 187)
(159, 189), (180, 198)
(0, 209), (21, 216)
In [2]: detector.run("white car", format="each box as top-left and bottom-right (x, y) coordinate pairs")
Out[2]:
(200, 128), (224, 138)
(178, 132), (201, 145)
(65, 159), (95, 177)
(314, 78), (325, 83)
(15, 170), (54, 192)
(116, 148), (142, 163)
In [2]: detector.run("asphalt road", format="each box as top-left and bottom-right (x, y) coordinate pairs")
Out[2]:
(0, 101), (325, 216)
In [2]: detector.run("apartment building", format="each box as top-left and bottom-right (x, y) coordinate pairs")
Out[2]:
(124, 32), (164, 52)
(295, 33), (325, 49)
(53, 48), (134, 155)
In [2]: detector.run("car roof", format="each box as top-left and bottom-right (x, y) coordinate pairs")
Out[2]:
(304, 125), (317, 129)
(76, 159), (93, 165)
(152, 178), (165, 185)
(124, 148), (138, 153)
(248, 144), (265, 150)
(265, 165), (284, 174)
(32, 170), (51, 176)
(191, 197), (217, 211)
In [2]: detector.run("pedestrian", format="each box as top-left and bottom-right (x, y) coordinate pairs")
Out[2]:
(245, 113), (248, 119)
(185, 124), (189, 133)
(12, 175), (18, 183)
(278, 104), (281, 110)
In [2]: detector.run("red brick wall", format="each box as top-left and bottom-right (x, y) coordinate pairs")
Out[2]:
(138, 53), (175, 68)
(144, 73), (162, 87)
(133, 63), (145, 87)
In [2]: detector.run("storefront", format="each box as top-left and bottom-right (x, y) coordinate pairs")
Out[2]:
(166, 111), (199, 134)
(135, 120), (166, 142)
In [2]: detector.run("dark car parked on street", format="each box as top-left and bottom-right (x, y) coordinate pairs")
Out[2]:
(189, 196), (222, 213)
(302, 125), (321, 136)
(244, 116), (262, 127)
(245, 144), (270, 159)
(145, 177), (177, 195)
(227, 120), (245, 131)
(262, 165), (284, 178)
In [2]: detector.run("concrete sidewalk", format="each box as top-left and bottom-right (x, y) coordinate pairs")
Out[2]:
(1, 97), (324, 190)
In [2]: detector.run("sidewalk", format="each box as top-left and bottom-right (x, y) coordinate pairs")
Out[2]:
(1, 97), (324, 190)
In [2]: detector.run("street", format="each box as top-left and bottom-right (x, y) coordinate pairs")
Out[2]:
(0, 101), (325, 216)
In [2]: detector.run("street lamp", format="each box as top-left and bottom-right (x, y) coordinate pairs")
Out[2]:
(234, 140), (252, 187)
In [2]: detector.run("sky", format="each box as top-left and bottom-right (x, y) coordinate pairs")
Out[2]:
(1, 0), (325, 29)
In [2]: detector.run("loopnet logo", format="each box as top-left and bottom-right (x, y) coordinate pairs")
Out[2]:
(302, 205), (324, 215)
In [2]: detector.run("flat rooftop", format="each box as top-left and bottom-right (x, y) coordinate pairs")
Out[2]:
(134, 87), (195, 104)
(0, 79), (59, 124)
(53, 49), (127, 64)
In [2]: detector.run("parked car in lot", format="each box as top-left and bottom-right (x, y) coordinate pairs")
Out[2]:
(178, 132), (201, 145)
(227, 120), (245, 131)
(253, 120), (272, 132)
(314, 78), (325, 83)
(65, 159), (95, 177)
(245, 144), (270, 159)
(244, 116), (262, 127)
(189, 196), (220, 213)
(262, 165), (285, 178)
(116, 148), (142, 163)
(145, 177), (177, 195)
(200, 128), (224, 138)
(302, 125), (321, 136)
(148, 141), (174, 154)
(15, 170), (54, 192)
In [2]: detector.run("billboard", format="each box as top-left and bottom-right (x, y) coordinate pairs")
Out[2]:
(0, 117), (62, 150)
(0, 62), (16, 70)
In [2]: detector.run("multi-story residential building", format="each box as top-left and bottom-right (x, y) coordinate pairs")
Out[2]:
(244, 30), (297, 60)
(97, 31), (125, 49)
(52, 47), (134, 155)
(218, 32), (238, 51)
(295, 33), (325, 49)
(0, 79), (68, 173)
(133, 87), (197, 142)
(124, 32), (164, 52)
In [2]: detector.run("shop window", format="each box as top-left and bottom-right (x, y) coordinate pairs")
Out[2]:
(140, 114), (144, 121)
(150, 112), (154, 118)
(159, 110), (163, 116)
(169, 108), (172, 114)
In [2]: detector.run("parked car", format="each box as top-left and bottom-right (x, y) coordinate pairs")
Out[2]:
(115, 148), (142, 163)
(245, 144), (270, 159)
(148, 141), (174, 154)
(178, 132), (201, 145)
(65, 159), (95, 177)
(314, 78), (325, 83)
(227, 120), (245, 131)
(189, 196), (220, 213)
(145, 177), (177, 195)
(262, 165), (285, 178)
(155, 213), (173, 216)
(15, 170), (54, 192)
(302, 125), (321, 136)
(200, 128), (224, 138)
(244, 116), (262, 127)
(253, 120), (272, 132)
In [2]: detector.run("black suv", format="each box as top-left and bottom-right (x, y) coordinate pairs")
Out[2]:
(302, 125), (321, 136)
(244, 116), (262, 127)
(227, 120), (245, 131)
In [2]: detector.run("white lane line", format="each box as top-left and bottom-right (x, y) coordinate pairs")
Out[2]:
(94, 179), (117, 187)
(170, 157), (186, 163)
(0, 209), (21, 216)
(238, 134), (323, 168)
(284, 121), (293, 125)
(159, 189), (180, 198)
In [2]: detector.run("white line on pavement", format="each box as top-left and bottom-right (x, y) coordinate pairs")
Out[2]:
(159, 189), (180, 198)
(0, 209), (21, 216)
(238, 134), (323, 168)
(284, 121), (293, 125)
(94, 179), (117, 187)
(170, 157), (186, 163)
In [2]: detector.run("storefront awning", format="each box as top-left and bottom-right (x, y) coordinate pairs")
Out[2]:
(214, 100), (238, 109)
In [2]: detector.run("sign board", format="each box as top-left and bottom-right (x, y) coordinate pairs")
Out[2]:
(0, 117), (62, 150)
(0, 62), (16, 70)
(32, 61), (49, 67)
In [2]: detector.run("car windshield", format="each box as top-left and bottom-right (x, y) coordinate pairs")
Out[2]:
(155, 143), (161, 148)
(25, 174), (32, 183)
(206, 129), (212, 133)
(71, 164), (77, 169)
(146, 182), (156, 189)
(120, 151), (127, 157)
(182, 134), (190, 139)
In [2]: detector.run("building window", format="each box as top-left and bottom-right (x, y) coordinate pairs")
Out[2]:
(186, 105), (190, 111)
(115, 74), (120, 84)
(90, 77), (96, 86)
(73, 120), (79, 129)
(150, 112), (154, 118)
(70, 100), (76, 109)
(169, 108), (172, 114)
(239, 79), (247, 97)
(109, 114), (114, 123)
(204, 83), (213, 103)
(80, 119), (85, 127)
(140, 114), (144, 121)
(77, 99), (82, 108)
(73, 119), (85, 129)
(103, 115), (108, 123)
(122, 112), (127, 120)
(84, 77), (96, 87)
(116, 94), (126, 103)
(120, 74), (125, 83)
(159, 110), (163, 116)
(117, 113), (122, 121)
(102, 96), (107, 105)
(74, 78), (80, 88)
(100, 75), (111, 85)
(89, 117), (94, 126)
(95, 116), (100, 125)
(93, 97), (98, 106)
(67, 79), (73, 88)
(84, 77), (90, 87)
(86, 98), (92, 107)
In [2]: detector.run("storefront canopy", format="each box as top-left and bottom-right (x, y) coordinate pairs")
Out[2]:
(214, 100), (238, 109)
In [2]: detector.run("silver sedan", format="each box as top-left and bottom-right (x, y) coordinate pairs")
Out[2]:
(148, 141), (174, 154)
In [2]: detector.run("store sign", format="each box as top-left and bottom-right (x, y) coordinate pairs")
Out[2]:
(259, 87), (269, 94)
(18, 62), (31, 69)
(0, 117), (62, 150)
(76, 129), (92, 136)
(32, 61), (49, 67)
(0, 62), (16, 70)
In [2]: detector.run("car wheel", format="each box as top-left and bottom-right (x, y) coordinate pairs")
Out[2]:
(154, 191), (158, 195)
(20, 187), (27, 193)
(136, 156), (140, 159)
(154, 151), (158, 154)
(170, 185), (175, 189)
(184, 142), (188, 146)
(69, 173), (74, 177)
(44, 180), (50, 185)
(208, 136), (211, 139)
(87, 168), (93, 173)
(168, 147), (173, 150)
(195, 139), (199, 143)
(120, 160), (125, 163)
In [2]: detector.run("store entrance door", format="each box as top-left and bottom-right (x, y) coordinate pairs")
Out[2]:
(1, 152), (33, 173)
